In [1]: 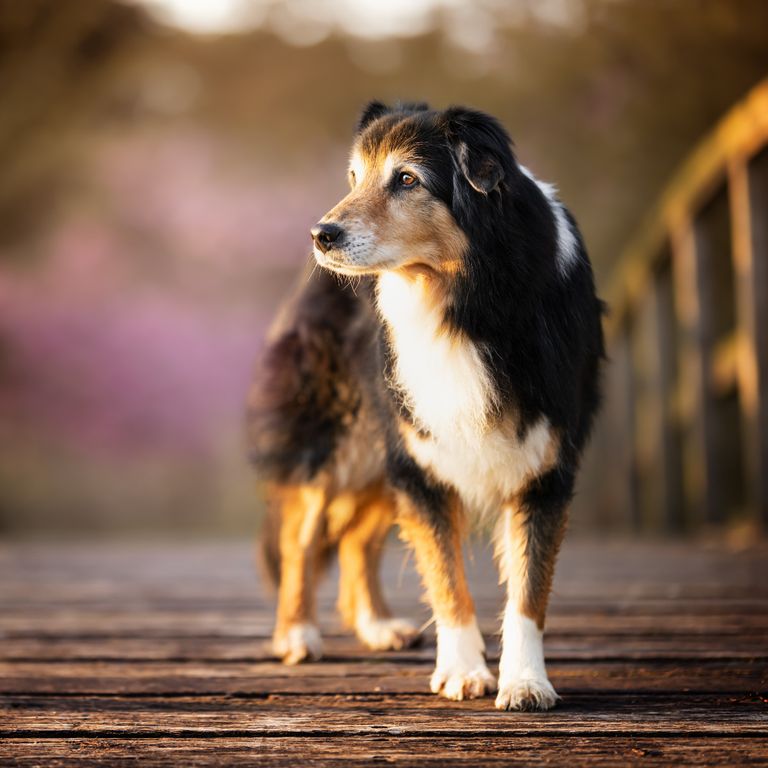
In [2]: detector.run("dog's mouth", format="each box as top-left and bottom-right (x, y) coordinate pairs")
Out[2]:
(313, 247), (397, 276)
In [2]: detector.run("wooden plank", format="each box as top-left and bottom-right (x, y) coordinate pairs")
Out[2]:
(2, 736), (768, 768)
(5, 595), (768, 617)
(2, 541), (765, 585)
(2, 633), (766, 662)
(4, 581), (766, 603)
(3, 572), (767, 602)
(2, 611), (766, 639)
(2, 693), (767, 736)
(1, 659), (765, 695)
(42, 595), (768, 615)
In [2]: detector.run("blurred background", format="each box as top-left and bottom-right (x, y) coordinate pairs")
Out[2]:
(1, 0), (767, 538)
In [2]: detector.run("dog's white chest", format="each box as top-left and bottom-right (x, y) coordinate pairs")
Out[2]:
(376, 273), (554, 511)
(376, 272), (495, 437)
(404, 418), (555, 513)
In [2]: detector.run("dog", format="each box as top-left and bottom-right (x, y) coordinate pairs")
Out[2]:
(248, 101), (604, 710)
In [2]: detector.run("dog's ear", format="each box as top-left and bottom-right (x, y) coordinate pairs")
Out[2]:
(356, 101), (390, 134)
(444, 107), (512, 195)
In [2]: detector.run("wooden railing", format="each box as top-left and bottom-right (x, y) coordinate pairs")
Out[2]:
(604, 78), (768, 533)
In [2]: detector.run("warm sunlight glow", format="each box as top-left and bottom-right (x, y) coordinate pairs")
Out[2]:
(135, 0), (457, 37)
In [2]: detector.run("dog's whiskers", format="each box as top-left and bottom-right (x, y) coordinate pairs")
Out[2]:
(305, 259), (320, 284)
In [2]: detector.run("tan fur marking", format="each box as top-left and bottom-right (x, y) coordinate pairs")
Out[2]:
(325, 492), (358, 542)
(495, 497), (567, 629)
(274, 485), (326, 638)
(387, 193), (468, 276)
(396, 493), (475, 627)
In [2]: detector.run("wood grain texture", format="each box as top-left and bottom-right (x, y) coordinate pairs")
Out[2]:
(2, 737), (768, 768)
(0, 541), (766, 765)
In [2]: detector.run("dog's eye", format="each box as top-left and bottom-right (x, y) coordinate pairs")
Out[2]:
(398, 172), (417, 188)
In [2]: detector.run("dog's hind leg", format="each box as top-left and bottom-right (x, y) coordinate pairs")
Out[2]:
(336, 488), (420, 651)
(493, 470), (572, 711)
(394, 473), (496, 700)
(272, 484), (326, 665)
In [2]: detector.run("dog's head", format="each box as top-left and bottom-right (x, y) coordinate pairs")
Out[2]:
(311, 101), (520, 278)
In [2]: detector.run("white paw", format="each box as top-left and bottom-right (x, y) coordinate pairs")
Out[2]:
(430, 621), (496, 700)
(431, 664), (497, 701)
(273, 623), (323, 665)
(495, 676), (559, 711)
(496, 610), (558, 710)
(356, 615), (421, 651)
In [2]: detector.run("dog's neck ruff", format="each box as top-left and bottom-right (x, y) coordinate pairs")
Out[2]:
(376, 271), (497, 440)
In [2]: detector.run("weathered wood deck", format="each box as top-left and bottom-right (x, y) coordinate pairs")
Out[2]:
(1, 539), (767, 765)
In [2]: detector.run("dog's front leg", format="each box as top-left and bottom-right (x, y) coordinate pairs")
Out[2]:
(395, 484), (496, 700)
(272, 485), (326, 665)
(494, 470), (571, 710)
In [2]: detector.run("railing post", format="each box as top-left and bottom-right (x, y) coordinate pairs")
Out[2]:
(670, 214), (721, 527)
(631, 274), (683, 533)
(728, 153), (768, 529)
(631, 292), (660, 531)
(579, 321), (639, 532)
(653, 265), (685, 532)
(621, 325), (641, 532)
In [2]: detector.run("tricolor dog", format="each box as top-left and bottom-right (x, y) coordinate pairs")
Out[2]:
(248, 102), (604, 710)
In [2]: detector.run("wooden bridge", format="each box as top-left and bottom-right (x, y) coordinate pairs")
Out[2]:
(1, 540), (767, 766)
(598, 78), (768, 533)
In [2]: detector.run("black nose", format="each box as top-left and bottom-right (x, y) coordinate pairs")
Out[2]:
(311, 222), (343, 254)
